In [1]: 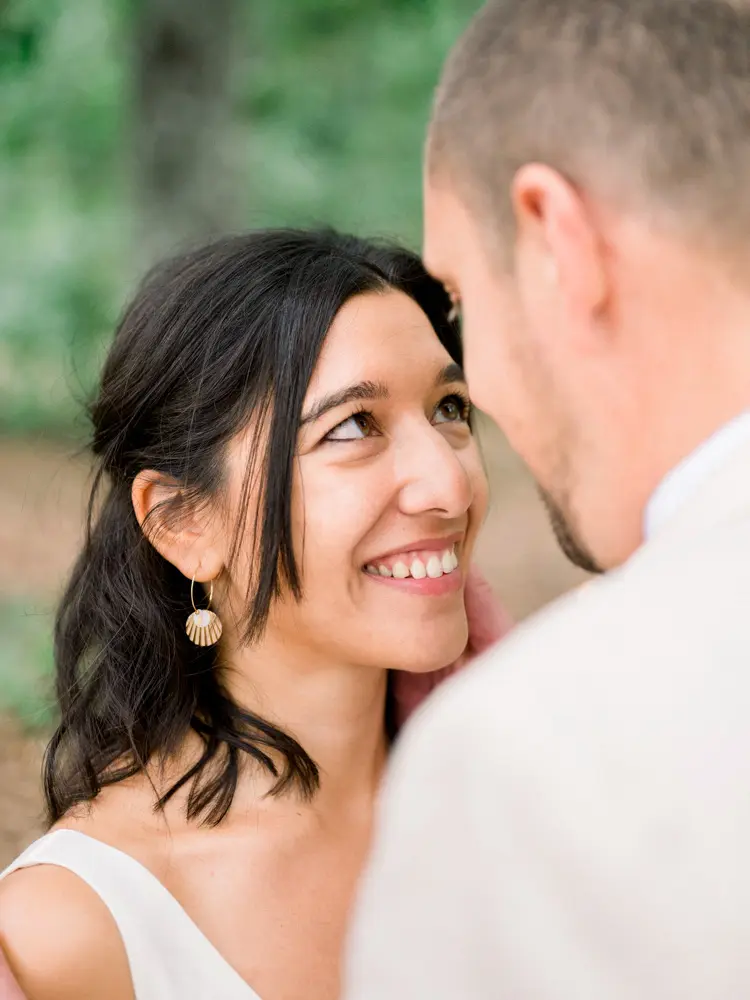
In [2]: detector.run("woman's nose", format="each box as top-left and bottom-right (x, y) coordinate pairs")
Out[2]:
(395, 424), (474, 519)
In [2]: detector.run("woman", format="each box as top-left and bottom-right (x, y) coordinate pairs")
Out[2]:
(0, 230), (509, 1000)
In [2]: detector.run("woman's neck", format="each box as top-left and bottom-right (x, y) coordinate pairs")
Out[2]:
(219, 629), (390, 810)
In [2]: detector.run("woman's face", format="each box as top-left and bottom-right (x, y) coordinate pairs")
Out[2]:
(227, 289), (488, 673)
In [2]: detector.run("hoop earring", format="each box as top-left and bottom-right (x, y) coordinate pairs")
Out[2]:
(185, 572), (223, 647)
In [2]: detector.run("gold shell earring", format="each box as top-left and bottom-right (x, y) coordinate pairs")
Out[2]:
(185, 573), (223, 647)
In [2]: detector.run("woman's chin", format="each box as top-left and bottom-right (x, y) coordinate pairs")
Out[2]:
(383, 622), (469, 674)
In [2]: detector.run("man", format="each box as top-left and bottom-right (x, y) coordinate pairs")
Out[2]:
(344, 1), (750, 997)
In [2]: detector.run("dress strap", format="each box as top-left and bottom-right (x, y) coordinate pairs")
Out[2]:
(1, 830), (259, 1000)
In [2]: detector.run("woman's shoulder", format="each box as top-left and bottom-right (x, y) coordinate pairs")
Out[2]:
(0, 851), (134, 1000)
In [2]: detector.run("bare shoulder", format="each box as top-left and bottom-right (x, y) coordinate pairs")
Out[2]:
(0, 863), (134, 1000)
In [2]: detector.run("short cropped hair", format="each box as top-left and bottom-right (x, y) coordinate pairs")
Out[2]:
(428, 0), (750, 251)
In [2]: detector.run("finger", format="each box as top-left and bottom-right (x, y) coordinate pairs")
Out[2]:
(464, 564), (513, 653)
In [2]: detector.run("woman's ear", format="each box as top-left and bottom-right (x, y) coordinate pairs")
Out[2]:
(131, 471), (224, 583)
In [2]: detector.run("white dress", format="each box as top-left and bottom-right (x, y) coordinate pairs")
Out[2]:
(0, 829), (262, 999)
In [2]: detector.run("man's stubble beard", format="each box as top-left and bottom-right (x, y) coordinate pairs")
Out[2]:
(469, 290), (605, 576)
(537, 486), (604, 575)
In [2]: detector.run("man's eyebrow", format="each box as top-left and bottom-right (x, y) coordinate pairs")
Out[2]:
(300, 380), (389, 426)
(436, 362), (466, 387)
(425, 266), (454, 297)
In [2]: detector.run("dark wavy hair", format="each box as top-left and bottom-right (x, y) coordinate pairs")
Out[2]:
(45, 228), (463, 826)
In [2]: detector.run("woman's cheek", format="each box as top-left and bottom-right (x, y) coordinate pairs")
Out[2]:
(296, 470), (381, 574)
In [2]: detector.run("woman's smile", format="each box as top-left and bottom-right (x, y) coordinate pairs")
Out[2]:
(362, 534), (463, 595)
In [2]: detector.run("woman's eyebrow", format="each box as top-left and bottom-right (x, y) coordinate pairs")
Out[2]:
(300, 380), (389, 426)
(437, 362), (466, 386)
(300, 364), (466, 427)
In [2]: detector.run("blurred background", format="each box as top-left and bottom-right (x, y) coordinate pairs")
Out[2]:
(0, 0), (586, 865)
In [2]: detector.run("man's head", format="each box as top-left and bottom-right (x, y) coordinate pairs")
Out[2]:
(424, 0), (750, 570)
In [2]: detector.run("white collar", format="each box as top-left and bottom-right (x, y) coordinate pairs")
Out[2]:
(644, 410), (750, 539)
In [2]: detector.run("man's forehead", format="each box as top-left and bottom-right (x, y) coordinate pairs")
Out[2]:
(422, 181), (450, 279)
(422, 176), (469, 282)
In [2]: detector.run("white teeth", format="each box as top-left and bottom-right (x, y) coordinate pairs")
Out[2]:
(426, 555), (443, 578)
(410, 558), (427, 579)
(365, 546), (459, 580)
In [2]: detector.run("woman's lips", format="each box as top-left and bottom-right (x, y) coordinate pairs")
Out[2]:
(363, 543), (463, 596)
(364, 565), (464, 596)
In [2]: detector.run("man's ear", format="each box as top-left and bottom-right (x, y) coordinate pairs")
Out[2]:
(131, 470), (224, 584)
(511, 162), (609, 334)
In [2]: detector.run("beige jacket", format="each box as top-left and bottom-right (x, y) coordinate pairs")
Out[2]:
(344, 441), (750, 999)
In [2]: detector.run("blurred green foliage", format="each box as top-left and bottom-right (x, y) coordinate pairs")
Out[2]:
(0, 601), (56, 728)
(0, 0), (480, 436)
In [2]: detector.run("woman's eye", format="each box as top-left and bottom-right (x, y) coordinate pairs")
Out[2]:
(434, 394), (471, 425)
(324, 412), (374, 442)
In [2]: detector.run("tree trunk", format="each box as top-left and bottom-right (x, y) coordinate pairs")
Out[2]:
(132, 0), (238, 265)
